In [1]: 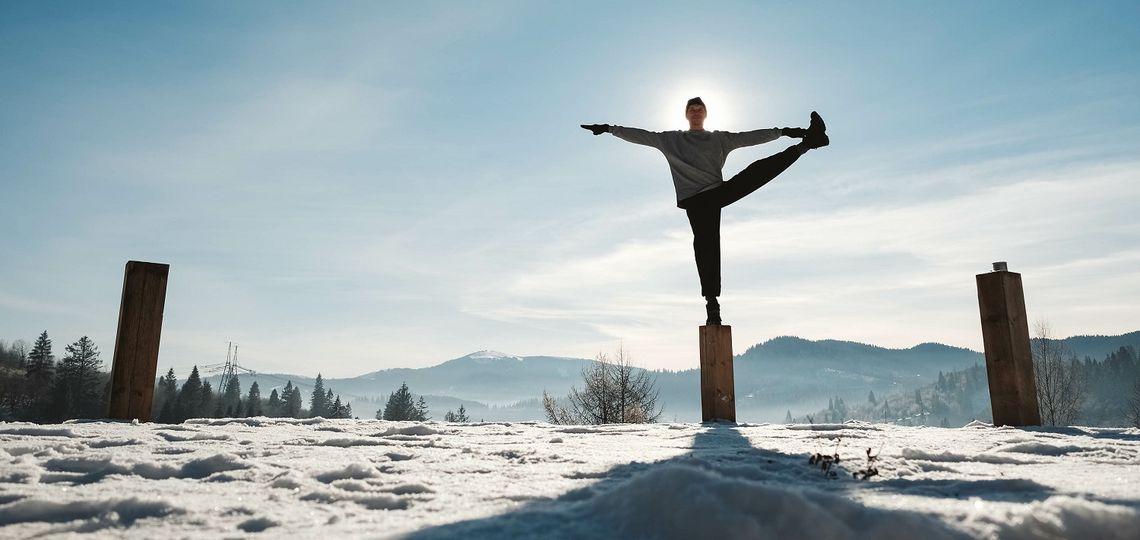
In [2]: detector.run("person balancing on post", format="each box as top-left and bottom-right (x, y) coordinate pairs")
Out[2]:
(582, 97), (829, 325)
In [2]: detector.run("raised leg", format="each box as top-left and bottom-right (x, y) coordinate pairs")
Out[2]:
(692, 144), (806, 209)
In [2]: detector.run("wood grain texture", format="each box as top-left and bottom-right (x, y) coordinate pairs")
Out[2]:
(699, 325), (735, 422)
(108, 261), (169, 422)
(976, 271), (1041, 426)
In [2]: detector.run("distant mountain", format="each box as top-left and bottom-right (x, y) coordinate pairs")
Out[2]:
(200, 332), (1138, 424)
(653, 337), (983, 422)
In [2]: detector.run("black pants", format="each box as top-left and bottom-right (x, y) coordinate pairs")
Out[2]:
(679, 144), (805, 298)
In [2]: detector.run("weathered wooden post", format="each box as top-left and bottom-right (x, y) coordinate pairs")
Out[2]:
(107, 261), (170, 422)
(976, 262), (1041, 427)
(699, 324), (735, 422)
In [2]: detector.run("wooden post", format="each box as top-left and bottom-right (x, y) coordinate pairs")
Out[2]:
(107, 261), (170, 422)
(976, 262), (1041, 427)
(699, 325), (735, 422)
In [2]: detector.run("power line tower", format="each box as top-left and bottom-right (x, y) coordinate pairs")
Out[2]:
(220, 342), (238, 392)
(203, 342), (256, 390)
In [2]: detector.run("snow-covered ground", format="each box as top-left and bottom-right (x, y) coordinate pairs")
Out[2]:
(1, 419), (1138, 538)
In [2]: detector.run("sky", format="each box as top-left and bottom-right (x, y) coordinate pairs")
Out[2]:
(2, 1), (1138, 377)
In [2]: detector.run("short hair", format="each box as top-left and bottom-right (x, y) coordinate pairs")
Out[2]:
(686, 97), (705, 109)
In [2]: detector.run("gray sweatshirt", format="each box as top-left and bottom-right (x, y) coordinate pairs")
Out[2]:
(610, 126), (783, 205)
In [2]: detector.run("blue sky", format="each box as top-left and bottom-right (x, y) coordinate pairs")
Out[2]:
(3, 1), (1138, 376)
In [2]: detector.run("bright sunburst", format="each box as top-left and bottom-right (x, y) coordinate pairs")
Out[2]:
(657, 78), (738, 131)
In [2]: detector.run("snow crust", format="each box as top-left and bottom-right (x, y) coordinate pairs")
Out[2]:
(1, 419), (1138, 538)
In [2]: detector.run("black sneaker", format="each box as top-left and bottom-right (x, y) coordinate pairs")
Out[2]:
(802, 111), (829, 149)
(705, 298), (722, 325)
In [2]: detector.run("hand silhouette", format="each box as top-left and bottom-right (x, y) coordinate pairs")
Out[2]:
(580, 124), (609, 136)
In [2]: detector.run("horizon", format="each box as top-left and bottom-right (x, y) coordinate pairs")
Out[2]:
(3, 2), (1138, 377)
(139, 329), (1139, 381)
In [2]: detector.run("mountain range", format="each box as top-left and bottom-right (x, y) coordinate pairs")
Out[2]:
(203, 331), (1139, 423)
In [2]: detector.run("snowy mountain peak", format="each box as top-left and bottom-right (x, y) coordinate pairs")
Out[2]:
(462, 350), (523, 363)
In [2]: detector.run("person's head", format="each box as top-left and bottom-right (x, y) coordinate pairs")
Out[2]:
(685, 97), (707, 129)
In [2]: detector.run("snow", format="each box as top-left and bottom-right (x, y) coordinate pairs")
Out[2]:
(1, 419), (1138, 538)
(462, 350), (523, 363)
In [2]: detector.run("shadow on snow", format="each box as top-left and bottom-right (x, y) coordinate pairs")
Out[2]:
(402, 423), (1068, 539)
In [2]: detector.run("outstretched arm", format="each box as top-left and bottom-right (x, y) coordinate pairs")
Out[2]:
(721, 128), (784, 150)
(581, 124), (663, 148)
(608, 125), (662, 148)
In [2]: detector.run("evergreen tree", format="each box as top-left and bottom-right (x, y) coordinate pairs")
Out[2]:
(444, 404), (470, 423)
(155, 369), (179, 423)
(23, 331), (55, 418)
(266, 388), (282, 417)
(200, 381), (215, 418)
(53, 336), (103, 420)
(280, 382), (294, 415)
(246, 381), (263, 417)
(416, 396), (430, 421)
(176, 366), (204, 422)
(868, 390), (877, 405)
(379, 382), (424, 421)
(283, 381), (302, 418)
(221, 376), (242, 417)
(785, 410), (793, 423)
(329, 395), (353, 419)
(309, 374), (327, 418)
(454, 404), (469, 422)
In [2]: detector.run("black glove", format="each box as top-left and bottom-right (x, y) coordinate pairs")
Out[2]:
(581, 124), (610, 136)
(781, 127), (808, 138)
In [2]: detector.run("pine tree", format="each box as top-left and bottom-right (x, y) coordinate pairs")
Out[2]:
(416, 396), (430, 421)
(868, 390), (877, 405)
(200, 381), (215, 418)
(155, 369), (179, 423)
(283, 381), (302, 418)
(380, 382), (423, 421)
(266, 388), (281, 417)
(221, 376), (242, 418)
(280, 382), (294, 416)
(309, 374), (327, 418)
(329, 396), (352, 419)
(53, 336), (103, 420)
(176, 366), (204, 422)
(245, 381), (263, 417)
(444, 403), (470, 423)
(23, 331), (55, 419)
(784, 410), (793, 424)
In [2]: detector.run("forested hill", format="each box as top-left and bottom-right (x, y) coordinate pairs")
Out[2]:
(1055, 331), (1140, 360)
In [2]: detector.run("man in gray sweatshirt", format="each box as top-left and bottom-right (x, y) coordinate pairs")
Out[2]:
(581, 97), (828, 325)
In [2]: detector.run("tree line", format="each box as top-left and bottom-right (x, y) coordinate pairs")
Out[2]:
(1, 332), (108, 422)
(373, 381), (471, 422)
(793, 332), (1140, 428)
(151, 369), (353, 423)
(0, 331), (355, 423)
